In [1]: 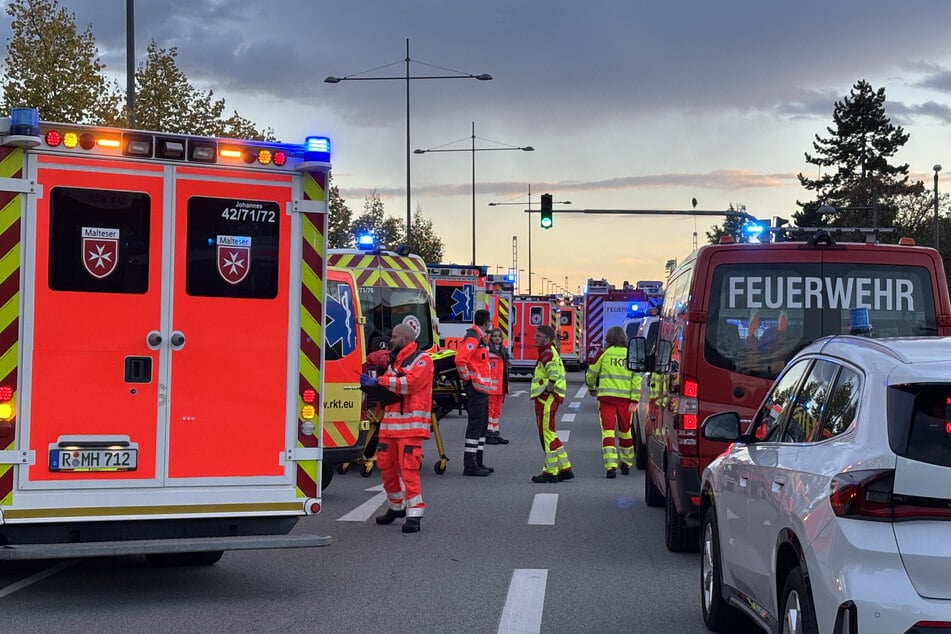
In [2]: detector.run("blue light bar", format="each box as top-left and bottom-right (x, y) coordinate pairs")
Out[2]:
(630, 303), (640, 312)
(10, 107), (39, 136)
(304, 136), (331, 162)
(505, 274), (515, 282)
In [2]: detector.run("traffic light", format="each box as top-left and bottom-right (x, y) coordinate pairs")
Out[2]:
(540, 193), (553, 229)
(773, 216), (790, 242)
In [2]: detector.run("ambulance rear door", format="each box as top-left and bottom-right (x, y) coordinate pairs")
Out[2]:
(322, 268), (368, 471)
(26, 155), (166, 487)
(165, 167), (296, 481)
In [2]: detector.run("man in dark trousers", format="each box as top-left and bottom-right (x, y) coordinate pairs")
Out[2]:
(454, 309), (494, 476)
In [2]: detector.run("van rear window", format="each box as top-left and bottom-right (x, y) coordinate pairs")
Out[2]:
(706, 263), (937, 380)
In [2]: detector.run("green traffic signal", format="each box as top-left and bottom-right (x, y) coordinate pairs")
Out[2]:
(540, 193), (553, 229)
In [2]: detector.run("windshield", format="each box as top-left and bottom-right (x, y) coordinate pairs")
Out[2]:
(358, 286), (435, 351)
(705, 262), (937, 380)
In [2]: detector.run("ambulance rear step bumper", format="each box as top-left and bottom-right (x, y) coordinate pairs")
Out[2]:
(0, 534), (331, 560)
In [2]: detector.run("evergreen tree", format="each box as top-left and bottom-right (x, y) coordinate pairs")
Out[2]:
(1, 0), (123, 124)
(134, 40), (272, 139)
(795, 79), (923, 236)
(409, 207), (444, 263)
(351, 191), (406, 249)
(705, 203), (754, 244)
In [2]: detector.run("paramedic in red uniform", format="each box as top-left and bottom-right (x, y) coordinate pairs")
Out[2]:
(486, 327), (511, 444)
(455, 309), (494, 476)
(361, 323), (434, 533)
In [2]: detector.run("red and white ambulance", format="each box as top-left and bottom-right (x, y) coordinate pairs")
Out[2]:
(0, 108), (330, 561)
(557, 298), (584, 370)
(486, 273), (515, 353)
(510, 295), (558, 375)
(426, 263), (488, 350)
(583, 278), (663, 365)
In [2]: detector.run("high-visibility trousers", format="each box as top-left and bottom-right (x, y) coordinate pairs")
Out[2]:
(376, 437), (425, 518)
(533, 395), (571, 475)
(598, 396), (635, 470)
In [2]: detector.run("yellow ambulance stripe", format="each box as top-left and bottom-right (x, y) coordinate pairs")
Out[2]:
(0, 148), (20, 507)
(301, 170), (326, 205)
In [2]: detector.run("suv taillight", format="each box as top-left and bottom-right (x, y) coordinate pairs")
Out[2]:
(830, 469), (951, 521)
(676, 377), (699, 457)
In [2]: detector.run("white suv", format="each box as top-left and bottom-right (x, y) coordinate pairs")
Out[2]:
(699, 335), (951, 633)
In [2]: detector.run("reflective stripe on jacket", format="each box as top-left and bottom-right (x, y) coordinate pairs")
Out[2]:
(454, 326), (492, 393)
(585, 345), (641, 401)
(378, 341), (433, 439)
(531, 345), (566, 400)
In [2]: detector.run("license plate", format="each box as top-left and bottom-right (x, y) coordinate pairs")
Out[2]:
(49, 448), (138, 472)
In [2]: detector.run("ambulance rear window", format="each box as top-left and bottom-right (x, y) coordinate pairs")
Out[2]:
(48, 187), (150, 294)
(185, 196), (281, 299)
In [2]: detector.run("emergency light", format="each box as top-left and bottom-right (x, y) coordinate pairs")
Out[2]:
(505, 273), (516, 282)
(356, 233), (377, 250)
(304, 136), (331, 163)
(630, 303), (641, 312)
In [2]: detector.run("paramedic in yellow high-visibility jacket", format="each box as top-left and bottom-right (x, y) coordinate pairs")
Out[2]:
(530, 325), (574, 483)
(585, 326), (642, 478)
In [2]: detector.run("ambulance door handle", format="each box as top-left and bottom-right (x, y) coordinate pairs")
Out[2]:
(170, 331), (185, 349)
(147, 331), (163, 349)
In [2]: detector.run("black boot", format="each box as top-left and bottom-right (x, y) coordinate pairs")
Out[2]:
(476, 450), (494, 474)
(495, 432), (510, 445)
(463, 454), (490, 477)
(402, 517), (421, 533)
(375, 508), (406, 525)
(485, 433), (500, 445)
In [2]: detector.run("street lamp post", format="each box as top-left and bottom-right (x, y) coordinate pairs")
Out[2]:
(488, 187), (570, 294)
(934, 164), (942, 250)
(325, 39), (492, 250)
(415, 122), (532, 265)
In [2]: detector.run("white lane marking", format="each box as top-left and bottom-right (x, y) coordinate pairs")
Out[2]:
(337, 483), (387, 522)
(573, 386), (587, 399)
(498, 569), (548, 634)
(510, 390), (527, 398)
(557, 430), (570, 442)
(0, 560), (76, 599)
(560, 413), (575, 423)
(567, 401), (581, 410)
(528, 493), (558, 525)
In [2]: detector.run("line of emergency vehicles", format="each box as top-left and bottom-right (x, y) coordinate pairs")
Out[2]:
(1, 107), (669, 564)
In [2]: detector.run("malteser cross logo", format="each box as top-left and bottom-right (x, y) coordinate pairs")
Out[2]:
(82, 227), (119, 279)
(217, 235), (252, 285)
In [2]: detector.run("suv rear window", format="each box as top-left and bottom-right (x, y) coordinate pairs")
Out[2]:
(888, 385), (951, 468)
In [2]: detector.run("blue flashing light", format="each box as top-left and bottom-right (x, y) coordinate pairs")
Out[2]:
(630, 303), (640, 312)
(744, 221), (766, 236)
(10, 107), (39, 136)
(505, 273), (516, 282)
(356, 233), (376, 251)
(304, 136), (331, 162)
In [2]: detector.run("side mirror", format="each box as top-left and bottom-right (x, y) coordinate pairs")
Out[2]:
(701, 411), (741, 441)
(626, 337), (648, 372)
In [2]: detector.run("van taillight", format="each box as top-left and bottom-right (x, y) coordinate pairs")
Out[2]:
(677, 377), (699, 456)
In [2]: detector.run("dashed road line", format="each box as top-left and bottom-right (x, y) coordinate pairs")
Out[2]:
(560, 413), (575, 423)
(556, 429), (570, 442)
(528, 493), (558, 525)
(498, 568), (548, 633)
(573, 386), (588, 399)
(337, 483), (386, 522)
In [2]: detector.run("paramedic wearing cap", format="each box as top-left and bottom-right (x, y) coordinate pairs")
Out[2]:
(455, 309), (494, 476)
(360, 323), (434, 533)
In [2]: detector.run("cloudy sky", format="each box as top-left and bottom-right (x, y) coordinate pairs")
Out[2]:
(4, 0), (951, 294)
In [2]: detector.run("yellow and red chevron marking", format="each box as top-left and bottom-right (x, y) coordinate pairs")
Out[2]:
(321, 420), (358, 448)
(327, 253), (429, 290)
(0, 146), (22, 506)
(297, 168), (326, 499)
(497, 297), (510, 340)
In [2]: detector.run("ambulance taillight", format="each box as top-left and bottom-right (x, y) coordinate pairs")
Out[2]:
(0, 385), (13, 421)
(301, 388), (317, 421)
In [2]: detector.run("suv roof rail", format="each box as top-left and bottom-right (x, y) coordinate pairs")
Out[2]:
(816, 335), (909, 363)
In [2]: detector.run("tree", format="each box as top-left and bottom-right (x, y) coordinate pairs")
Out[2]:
(134, 40), (273, 139)
(327, 178), (353, 248)
(351, 191), (406, 249)
(409, 207), (444, 263)
(1, 0), (123, 124)
(705, 203), (754, 244)
(795, 79), (923, 237)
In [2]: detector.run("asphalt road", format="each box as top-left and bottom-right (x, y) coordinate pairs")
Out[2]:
(1, 371), (718, 633)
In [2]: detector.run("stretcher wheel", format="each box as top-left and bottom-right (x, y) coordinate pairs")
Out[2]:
(335, 463), (351, 475)
(361, 463), (374, 477)
(434, 461), (446, 475)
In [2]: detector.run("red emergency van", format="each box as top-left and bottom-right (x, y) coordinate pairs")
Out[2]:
(643, 231), (951, 552)
(0, 108), (330, 561)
